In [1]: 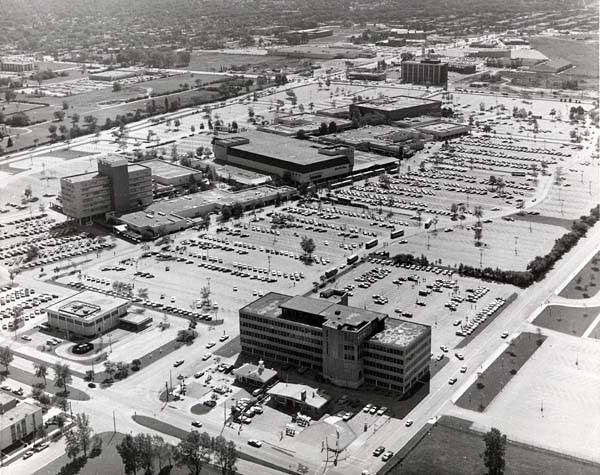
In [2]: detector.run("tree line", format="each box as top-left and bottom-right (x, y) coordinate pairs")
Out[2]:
(117, 430), (237, 475)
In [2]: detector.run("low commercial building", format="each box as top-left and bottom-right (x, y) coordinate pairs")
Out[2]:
(267, 45), (375, 60)
(346, 69), (387, 81)
(531, 58), (573, 74)
(143, 159), (203, 187)
(239, 292), (431, 393)
(448, 62), (477, 74)
(401, 59), (448, 86)
(213, 131), (355, 184)
(257, 113), (352, 137)
(89, 68), (139, 81)
(119, 185), (296, 237)
(45, 290), (137, 337)
(233, 362), (278, 388)
(414, 121), (471, 140)
(0, 56), (34, 73)
(60, 154), (152, 221)
(466, 48), (511, 59)
(268, 383), (331, 418)
(0, 394), (43, 451)
(349, 95), (442, 123)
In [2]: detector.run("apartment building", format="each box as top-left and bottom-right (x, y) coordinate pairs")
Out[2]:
(239, 293), (431, 393)
(0, 393), (43, 451)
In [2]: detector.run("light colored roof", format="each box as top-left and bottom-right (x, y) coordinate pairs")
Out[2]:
(368, 318), (429, 348)
(45, 290), (129, 320)
(233, 363), (277, 383)
(268, 382), (330, 409)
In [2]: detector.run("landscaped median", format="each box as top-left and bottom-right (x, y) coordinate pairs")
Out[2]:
(455, 332), (546, 412)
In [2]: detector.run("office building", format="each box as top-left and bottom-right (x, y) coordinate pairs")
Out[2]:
(401, 59), (448, 86)
(0, 56), (34, 73)
(347, 69), (387, 81)
(0, 394), (43, 451)
(45, 290), (149, 337)
(60, 154), (152, 221)
(349, 95), (442, 123)
(213, 131), (356, 184)
(239, 293), (431, 393)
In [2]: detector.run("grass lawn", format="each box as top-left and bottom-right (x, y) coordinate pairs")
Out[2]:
(559, 252), (600, 299)
(32, 432), (220, 475)
(385, 416), (600, 475)
(184, 52), (302, 73)
(456, 332), (546, 412)
(533, 305), (600, 337)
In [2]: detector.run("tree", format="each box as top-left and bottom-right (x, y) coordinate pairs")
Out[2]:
(117, 434), (139, 474)
(134, 433), (155, 473)
(474, 225), (483, 246)
(53, 362), (72, 394)
(231, 202), (244, 219)
(4, 89), (16, 103)
(71, 113), (80, 125)
(65, 430), (81, 459)
(104, 360), (117, 382)
(300, 236), (316, 259)
(328, 121), (337, 134)
(34, 362), (48, 387)
(0, 347), (13, 373)
(221, 205), (232, 222)
(318, 122), (328, 135)
(53, 110), (65, 122)
(483, 427), (507, 475)
(175, 431), (210, 475)
(62, 101), (69, 110)
(74, 413), (93, 457)
(213, 436), (237, 474)
(450, 203), (458, 220)
(112, 82), (122, 92)
(174, 118), (181, 129)
(6, 137), (13, 148)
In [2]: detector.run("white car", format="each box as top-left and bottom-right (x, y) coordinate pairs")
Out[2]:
(202, 353), (212, 361)
(21, 335), (32, 341)
(206, 341), (216, 349)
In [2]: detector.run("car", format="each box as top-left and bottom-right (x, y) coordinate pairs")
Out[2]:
(369, 405), (378, 414)
(440, 345), (448, 353)
(206, 341), (216, 349)
(376, 406), (387, 416)
(373, 446), (385, 457)
(363, 404), (372, 413)
(435, 354), (444, 361)
(194, 371), (205, 379)
(448, 377), (458, 385)
(219, 334), (229, 342)
(191, 421), (203, 428)
(460, 366), (468, 373)
(233, 287), (238, 292)
(342, 412), (353, 421)
(382, 451), (394, 461)
(20, 335), (32, 341)
(203, 400), (217, 407)
(173, 360), (184, 367)
(202, 353), (212, 361)
(248, 439), (263, 448)
(501, 332), (509, 339)
(455, 353), (464, 360)
(87, 382), (97, 388)
(405, 419), (413, 427)
(23, 450), (34, 459)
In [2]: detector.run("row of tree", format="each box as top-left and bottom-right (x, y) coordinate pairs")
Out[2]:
(117, 430), (237, 475)
(459, 205), (600, 287)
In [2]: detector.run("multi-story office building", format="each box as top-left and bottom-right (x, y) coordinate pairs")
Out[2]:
(239, 293), (431, 393)
(0, 56), (35, 73)
(60, 154), (152, 221)
(401, 59), (448, 87)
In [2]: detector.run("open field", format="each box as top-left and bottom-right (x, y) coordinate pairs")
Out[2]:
(531, 36), (599, 77)
(184, 51), (305, 73)
(533, 304), (600, 337)
(384, 416), (600, 475)
(559, 251), (600, 299)
(456, 332), (546, 412)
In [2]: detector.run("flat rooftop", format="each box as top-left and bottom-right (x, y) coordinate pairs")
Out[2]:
(144, 159), (198, 179)
(357, 95), (439, 111)
(233, 363), (278, 383)
(46, 290), (129, 320)
(321, 303), (386, 330)
(417, 122), (469, 133)
(369, 317), (429, 348)
(62, 171), (104, 184)
(241, 292), (292, 319)
(220, 131), (349, 166)
(0, 400), (40, 429)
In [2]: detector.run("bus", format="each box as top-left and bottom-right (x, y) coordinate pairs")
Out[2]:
(390, 229), (405, 239)
(324, 268), (338, 279)
(346, 254), (359, 265)
(365, 238), (378, 249)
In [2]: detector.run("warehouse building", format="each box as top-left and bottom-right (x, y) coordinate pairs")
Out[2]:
(45, 290), (147, 337)
(59, 154), (152, 221)
(349, 95), (441, 123)
(401, 58), (448, 86)
(239, 292), (431, 393)
(213, 131), (356, 184)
